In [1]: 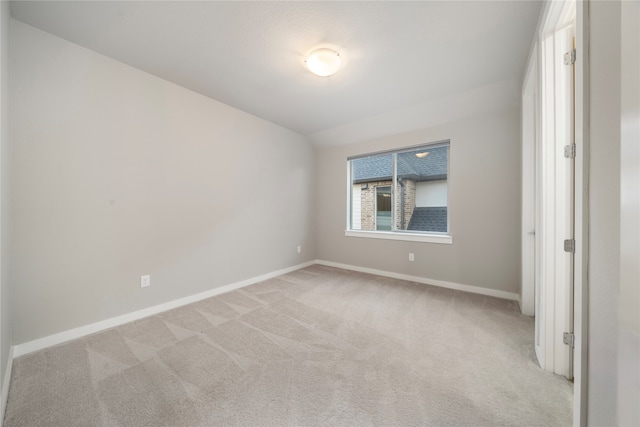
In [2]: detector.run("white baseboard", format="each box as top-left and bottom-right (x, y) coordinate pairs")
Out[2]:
(1, 346), (14, 426)
(13, 261), (315, 358)
(12, 259), (518, 358)
(315, 259), (519, 301)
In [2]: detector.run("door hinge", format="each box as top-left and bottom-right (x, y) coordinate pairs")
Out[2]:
(563, 332), (575, 348)
(564, 144), (576, 158)
(564, 48), (576, 65)
(564, 239), (575, 253)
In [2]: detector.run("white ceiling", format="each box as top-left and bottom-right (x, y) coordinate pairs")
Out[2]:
(9, 1), (542, 146)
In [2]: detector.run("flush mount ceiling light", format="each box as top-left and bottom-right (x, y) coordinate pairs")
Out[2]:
(305, 48), (342, 77)
(415, 152), (429, 158)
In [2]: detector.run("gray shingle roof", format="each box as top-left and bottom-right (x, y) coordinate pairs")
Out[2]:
(407, 207), (448, 232)
(352, 153), (393, 183)
(352, 146), (448, 184)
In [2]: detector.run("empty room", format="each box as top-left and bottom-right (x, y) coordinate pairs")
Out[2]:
(0, 0), (638, 426)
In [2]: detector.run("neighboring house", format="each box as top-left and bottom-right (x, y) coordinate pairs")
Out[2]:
(351, 146), (448, 232)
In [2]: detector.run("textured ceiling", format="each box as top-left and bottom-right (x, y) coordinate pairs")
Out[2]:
(10, 1), (542, 146)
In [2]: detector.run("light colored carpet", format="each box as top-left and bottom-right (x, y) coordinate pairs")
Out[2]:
(4, 265), (572, 426)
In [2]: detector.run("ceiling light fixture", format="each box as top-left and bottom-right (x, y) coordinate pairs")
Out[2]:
(305, 48), (341, 77)
(415, 152), (429, 158)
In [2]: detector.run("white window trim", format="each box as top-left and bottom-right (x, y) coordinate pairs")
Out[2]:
(344, 230), (453, 244)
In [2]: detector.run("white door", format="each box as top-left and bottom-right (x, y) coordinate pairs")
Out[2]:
(528, 10), (576, 378)
(554, 27), (575, 380)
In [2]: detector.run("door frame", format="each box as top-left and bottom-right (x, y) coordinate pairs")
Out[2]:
(521, 0), (588, 425)
(375, 185), (392, 231)
(521, 53), (536, 318)
(573, 2), (589, 424)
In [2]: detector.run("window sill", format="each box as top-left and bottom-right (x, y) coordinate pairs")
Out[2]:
(344, 230), (453, 244)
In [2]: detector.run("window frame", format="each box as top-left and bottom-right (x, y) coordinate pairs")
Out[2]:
(345, 140), (453, 245)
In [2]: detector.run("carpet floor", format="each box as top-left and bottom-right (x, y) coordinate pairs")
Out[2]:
(4, 265), (572, 426)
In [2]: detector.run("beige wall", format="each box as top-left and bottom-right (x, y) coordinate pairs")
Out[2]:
(587, 2), (622, 424)
(10, 20), (315, 344)
(315, 108), (521, 294)
(0, 1), (11, 389)
(619, 1), (640, 424)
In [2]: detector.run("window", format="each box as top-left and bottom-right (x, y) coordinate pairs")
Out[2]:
(346, 141), (452, 244)
(375, 186), (392, 230)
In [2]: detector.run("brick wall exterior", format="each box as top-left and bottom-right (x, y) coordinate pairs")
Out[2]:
(396, 179), (415, 230)
(360, 181), (388, 230)
(359, 179), (416, 230)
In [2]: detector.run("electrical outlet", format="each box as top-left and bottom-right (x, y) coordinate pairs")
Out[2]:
(297, 245), (302, 253)
(141, 275), (151, 288)
(409, 253), (415, 262)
